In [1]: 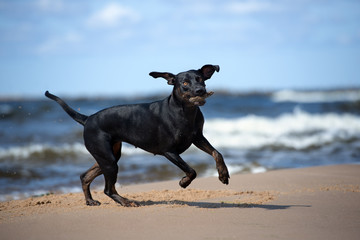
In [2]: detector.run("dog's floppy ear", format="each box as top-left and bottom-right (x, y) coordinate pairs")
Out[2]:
(200, 64), (220, 80)
(149, 72), (176, 85)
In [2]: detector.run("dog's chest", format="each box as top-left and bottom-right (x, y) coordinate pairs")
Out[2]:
(171, 120), (197, 146)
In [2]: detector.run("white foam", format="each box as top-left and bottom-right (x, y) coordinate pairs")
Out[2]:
(0, 142), (88, 160)
(202, 164), (267, 178)
(121, 144), (147, 156)
(0, 189), (50, 202)
(272, 89), (360, 103)
(251, 166), (267, 174)
(203, 107), (360, 150)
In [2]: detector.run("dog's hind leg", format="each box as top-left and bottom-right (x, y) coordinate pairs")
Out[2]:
(164, 152), (197, 188)
(80, 163), (102, 206)
(80, 142), (122, 206)
(101, 160), (139, 207)
(85, 136), (138, 207)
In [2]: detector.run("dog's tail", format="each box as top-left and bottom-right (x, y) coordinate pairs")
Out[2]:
(45, 91), (88, 126)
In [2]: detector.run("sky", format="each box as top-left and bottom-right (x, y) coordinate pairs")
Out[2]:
(1, 0), (360, 97)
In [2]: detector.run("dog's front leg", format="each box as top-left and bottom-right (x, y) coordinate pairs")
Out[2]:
(164, 152), (197, 188)
(193, 134), (230, 185)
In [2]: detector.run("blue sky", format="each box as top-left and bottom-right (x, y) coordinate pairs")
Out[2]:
(1, 0), (360, 97)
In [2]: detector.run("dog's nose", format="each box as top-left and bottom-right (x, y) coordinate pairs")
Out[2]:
(195, 88), (206, 95)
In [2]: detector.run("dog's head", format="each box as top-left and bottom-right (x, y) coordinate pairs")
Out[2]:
(149, 64), (219, 106)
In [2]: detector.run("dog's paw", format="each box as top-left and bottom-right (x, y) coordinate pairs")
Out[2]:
(179, 176), (192, 188)
(119, 197), (140, 207)
(86, 199), (101, 206)
(218, 166), (230, 185)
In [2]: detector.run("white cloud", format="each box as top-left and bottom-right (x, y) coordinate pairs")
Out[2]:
(36, 32), (82, 54)
(87, 2), (140, 28)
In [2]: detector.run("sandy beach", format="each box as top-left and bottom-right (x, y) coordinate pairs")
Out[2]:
(1, 164), (359, 240)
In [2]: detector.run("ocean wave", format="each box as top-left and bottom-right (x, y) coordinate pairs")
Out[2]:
(203, 107), (360, 151)
(271, 89), (360, 103)
(0, 143), (88, 162)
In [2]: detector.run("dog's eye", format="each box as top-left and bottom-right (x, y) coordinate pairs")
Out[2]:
(183, 82), (189, 86)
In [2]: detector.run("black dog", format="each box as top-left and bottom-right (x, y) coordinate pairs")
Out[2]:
(45, 64), (229, 207)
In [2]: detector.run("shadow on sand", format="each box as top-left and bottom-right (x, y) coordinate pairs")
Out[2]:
(137, 200), (311, 210)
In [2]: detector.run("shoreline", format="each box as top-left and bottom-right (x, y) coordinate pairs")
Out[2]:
(1, 164), (359, 240)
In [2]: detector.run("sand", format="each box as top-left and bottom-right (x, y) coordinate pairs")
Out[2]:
(1, 164), (359, 240)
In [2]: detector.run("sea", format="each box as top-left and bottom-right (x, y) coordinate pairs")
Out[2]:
(1, 89), (360, 201)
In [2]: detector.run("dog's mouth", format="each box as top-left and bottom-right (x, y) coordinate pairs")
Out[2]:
(188, 91), (214, 106)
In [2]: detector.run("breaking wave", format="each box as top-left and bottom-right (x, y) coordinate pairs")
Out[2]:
(204, 107), (360, 150)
